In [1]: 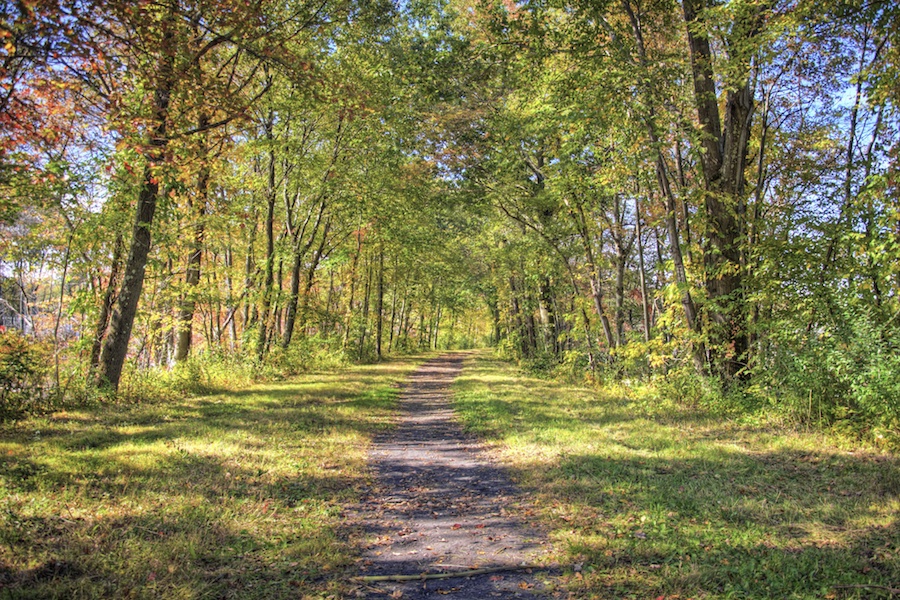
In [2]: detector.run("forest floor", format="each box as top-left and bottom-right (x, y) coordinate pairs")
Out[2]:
(1, 351), (898, 599)
(454, 352), (900, 599)
(0, 357), (424, 599)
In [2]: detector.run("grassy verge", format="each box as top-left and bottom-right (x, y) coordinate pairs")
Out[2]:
(0, 358), (423, 599)
(454, 352), (900, 599)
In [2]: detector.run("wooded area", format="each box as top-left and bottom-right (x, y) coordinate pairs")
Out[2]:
(1, 0), (898, 436)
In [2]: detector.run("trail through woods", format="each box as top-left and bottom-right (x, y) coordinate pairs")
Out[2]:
(347, 353), (559, 599)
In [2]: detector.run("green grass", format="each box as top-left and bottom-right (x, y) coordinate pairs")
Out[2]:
(453, 352), (900, 599)
(0, 358), (423, 599)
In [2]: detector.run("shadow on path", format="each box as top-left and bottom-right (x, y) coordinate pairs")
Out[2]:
(347, 353), (558, 599)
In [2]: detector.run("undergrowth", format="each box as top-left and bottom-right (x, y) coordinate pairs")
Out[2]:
(454, 352), (900, 600)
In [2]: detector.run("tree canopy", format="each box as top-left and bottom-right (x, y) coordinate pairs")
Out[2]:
(1, 0), (898, 433)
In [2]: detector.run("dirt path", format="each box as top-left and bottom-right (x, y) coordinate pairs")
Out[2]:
(348, 353), (557, 599)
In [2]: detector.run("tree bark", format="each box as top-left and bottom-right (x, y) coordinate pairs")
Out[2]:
(89, 233), (123, 373)
(635, 197), (652, 343)
(375, 247), (385, 359)
(682, 0), (764, 379)
(281, 200), (326, 348)
(571, 203), (615, 349)
(623, 0), (706, 370)
(539, 278), (559, 356)
(97, 25), (174, 390)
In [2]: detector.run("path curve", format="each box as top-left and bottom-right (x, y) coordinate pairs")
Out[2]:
(349, 353), (556, 599)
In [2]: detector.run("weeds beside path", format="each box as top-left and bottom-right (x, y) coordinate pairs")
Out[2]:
(453, 352), (900, 599)
(0, 358), (423, 599)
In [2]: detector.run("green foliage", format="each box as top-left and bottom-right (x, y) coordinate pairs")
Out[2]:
(755, 306), (900, 444)
(264, 334), (348, 376)
(0, 330), (50, 418)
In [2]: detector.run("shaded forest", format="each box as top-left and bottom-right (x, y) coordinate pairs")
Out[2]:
(1, 0), (898, 440)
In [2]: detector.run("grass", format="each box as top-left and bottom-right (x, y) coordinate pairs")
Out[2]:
(453, 352), (900, 599)
(0, 357), (423, 599)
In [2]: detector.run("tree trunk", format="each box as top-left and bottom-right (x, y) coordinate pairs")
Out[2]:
(256, 112), (276, 363)
(298, 218), (331, 335)
(539, 278), (559, 356)
(375, 247), (385, 359)
(89, 233), (123, 373)
(508, 276), (530, 358)
(357, 252), (372, 358)
(388, 268), (399, 351)
(682, 0), (764, 379)
(242, 209), (258, 332)
(97, 28), (173, 390)
(344, 229), (362, 347)
(175, 117), (209, 362)
(281, 201), (326, 348)
(635, 197), (652, 343)
(571, 203), (615, 349)
(624, 0), (704, 369)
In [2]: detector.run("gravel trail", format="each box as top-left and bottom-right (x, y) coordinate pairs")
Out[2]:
(348, 353), (558, 599)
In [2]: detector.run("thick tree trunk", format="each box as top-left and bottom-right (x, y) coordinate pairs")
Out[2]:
(97, 30), (173, 390)
(538, 279), (558, 356)
(682, 0), (761, 379)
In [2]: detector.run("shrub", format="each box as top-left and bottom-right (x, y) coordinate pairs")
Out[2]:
(754, 305), (900, 444)
(0, 330), (50, 417)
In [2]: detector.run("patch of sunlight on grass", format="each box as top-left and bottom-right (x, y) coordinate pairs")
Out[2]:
(453, 351), (900, 600)
(0, 355), (423, 599)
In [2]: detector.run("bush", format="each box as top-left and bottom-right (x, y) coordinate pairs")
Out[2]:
(755, 305), (900, 443)
(264, 333), (348, 376)
(0, 330), (51, 417)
